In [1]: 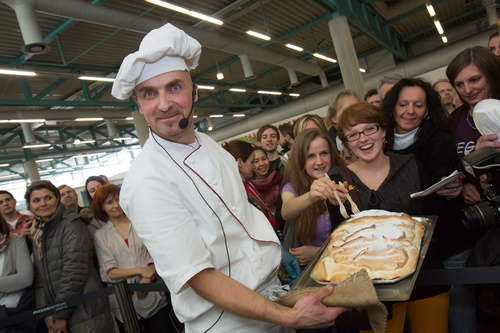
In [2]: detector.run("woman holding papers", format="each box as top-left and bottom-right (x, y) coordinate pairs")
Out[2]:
(382, 78), (475, 333)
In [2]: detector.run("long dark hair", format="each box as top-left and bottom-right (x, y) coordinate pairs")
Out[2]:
(85, 176), (107, 206)
(0, 214), (9, 242)
(446, 46), (500, 110)
(381, 78), (449, 153)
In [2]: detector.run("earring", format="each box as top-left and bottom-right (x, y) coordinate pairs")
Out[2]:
(424, 114), (430, 120)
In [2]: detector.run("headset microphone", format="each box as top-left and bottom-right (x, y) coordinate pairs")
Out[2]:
(178, 85), (197, 129)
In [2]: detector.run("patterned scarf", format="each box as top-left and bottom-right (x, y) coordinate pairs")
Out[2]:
(30, 217), (45, 259)
(0, 233), (8, 252)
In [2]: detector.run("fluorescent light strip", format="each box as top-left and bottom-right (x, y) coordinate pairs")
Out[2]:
(113, 137), (132, 141)
(75, 118), (104, 121)
(0, 164), (10, 167)
(233, 114), (245, 117)
(229, 88), (246, 92)
(210, 115), (223, 118)
(23, 143), (51, 148)
(434, 20), (444, 34)
(74, 140), (96, 144)
(359, 68), (366, 73)
(0, 119), (45, 123)
(73, 152), (106, 158)
(289, 93), (300, 97)
(285, 44), (303, 52)
(442, 35), (448, 43)
(257, 90), (282, 95)
(0, 175), (16, 179)
(198, 85), (215, 90)
(0, 68), (37, 76)
(125, 117), (134, 120)
(39, 168), (55, 173)
(246, 30), (271, 41)
(36, 159), (54, 163)
(78, 76), (115, 82)
(146, 0), (223, 25)
(426, 4), (436, 17)
(313, 53), (337, 63)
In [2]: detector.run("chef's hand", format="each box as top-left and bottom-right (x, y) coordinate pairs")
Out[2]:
(476, 134), (500, 151)
(462, 183), (482, 205)
(436, 176), (463, 199)
(291, 285), (348, 328)
(289, 246), (320, 266)
(281, 245), (301, 286)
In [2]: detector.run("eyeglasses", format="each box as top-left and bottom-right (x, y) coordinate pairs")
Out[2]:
(344, 125), (380, 142)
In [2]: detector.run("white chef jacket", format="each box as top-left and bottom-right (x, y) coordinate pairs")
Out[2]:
(120, 131), (284, 332)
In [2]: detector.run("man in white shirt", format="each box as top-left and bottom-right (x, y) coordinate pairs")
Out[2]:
(112, 23), (345, 332)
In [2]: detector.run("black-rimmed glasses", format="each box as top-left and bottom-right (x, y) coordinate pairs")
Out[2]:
(344, 125), (380, 142)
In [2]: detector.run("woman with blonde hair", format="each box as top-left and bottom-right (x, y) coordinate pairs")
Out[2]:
(281, 128), (344, 267)
(292, 114), (329, 138)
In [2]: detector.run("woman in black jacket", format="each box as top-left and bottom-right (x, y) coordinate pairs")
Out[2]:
(26, 180), (113, 333)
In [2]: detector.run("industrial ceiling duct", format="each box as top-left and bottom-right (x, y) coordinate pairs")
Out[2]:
(3, 0), (50, 54)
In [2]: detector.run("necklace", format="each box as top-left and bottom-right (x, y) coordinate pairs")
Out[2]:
(466, 112), (476, 130)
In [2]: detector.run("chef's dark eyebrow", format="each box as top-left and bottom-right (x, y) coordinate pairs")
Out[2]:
(137, 79), (184, 93)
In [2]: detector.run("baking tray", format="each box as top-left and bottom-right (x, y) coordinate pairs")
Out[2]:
(291, 215), (437, 301)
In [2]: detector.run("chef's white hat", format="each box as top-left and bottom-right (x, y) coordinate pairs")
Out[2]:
(111, 23), (201, 100)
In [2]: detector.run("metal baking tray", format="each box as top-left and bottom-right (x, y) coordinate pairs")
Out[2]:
(291, 216), (437, 301)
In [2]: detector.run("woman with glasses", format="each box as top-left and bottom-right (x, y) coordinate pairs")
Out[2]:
(329, 102), (449, 333)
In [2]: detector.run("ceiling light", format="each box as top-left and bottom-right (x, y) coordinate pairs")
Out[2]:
(426, 4), (436, 17)
(36, 158), (54, 163)
(442, 35), (448, 43)
(125, 117), (133, 120)
(246, 30), (271, 41)
(75, 118), (104, 121)
(78, 76), (115, 82)
(9, 119), (45, 123)
(0, 68), (37, 76)
(313, 53), (337, 63)
(210, 115), (223, 118)
(217, 72), (224, 80)
(233, 114), (245, 117)
(359, 68), (366, 73)
(146, 0), (223, 25)
(193, 115), (198, 118)
(113, 137), (132, 141)
(23, 143), (51, 148)
(0, 164), (10, 167)
(73, 152), (106, 158)
(257, 90), (282, 95)
(434, 20), (444, 34)
(39, 168), (55, 173)
(0, 120), (8, 123)
(198, 85), (215, 90)
(289, 93), (300, 97)
(74, 139), (96, 144)
(285, 44), (303, 52)
(230, 88), (246, 92)
(0, 175), (16, 179)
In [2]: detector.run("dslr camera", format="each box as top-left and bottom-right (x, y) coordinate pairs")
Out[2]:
(461, 147), (500, 232)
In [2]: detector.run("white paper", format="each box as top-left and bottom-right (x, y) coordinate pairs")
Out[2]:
(410, 170), (462, 199)
(473, 99), (500, 141)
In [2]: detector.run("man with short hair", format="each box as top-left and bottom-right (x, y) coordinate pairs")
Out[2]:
(377, 73), (403, 100)
(364, 88), (382, 108)
(58, 185), (84, 213)
(112, 23), (344, 332)
(0, 190), (33, 238)
(433, 79), (456, 115)
(277, 123), (294, 155)
(489, 31), (500, 57)
(257, 124), (286, 174)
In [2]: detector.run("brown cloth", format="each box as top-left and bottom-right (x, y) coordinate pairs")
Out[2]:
(274, 269), (387, 333)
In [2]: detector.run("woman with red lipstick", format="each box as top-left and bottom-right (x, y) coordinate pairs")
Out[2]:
(281, 128), (344, 267)
(446, 46), (500, 205)
(330, 102), (450, 333)
(92, 184), (181, 333)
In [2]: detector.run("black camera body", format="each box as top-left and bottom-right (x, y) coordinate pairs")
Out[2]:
(461, 189), (500, 232)
(461, 147), (500, 233)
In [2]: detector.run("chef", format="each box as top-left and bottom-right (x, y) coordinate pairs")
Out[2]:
(112, 23), (346, 332)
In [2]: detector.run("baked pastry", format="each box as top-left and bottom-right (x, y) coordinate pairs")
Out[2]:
(312, 210), (425, 283)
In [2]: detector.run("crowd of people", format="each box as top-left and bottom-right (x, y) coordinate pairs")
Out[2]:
(0, 23), (499, 333)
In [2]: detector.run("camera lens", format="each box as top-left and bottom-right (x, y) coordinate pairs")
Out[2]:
(461, 202), (498, 232)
